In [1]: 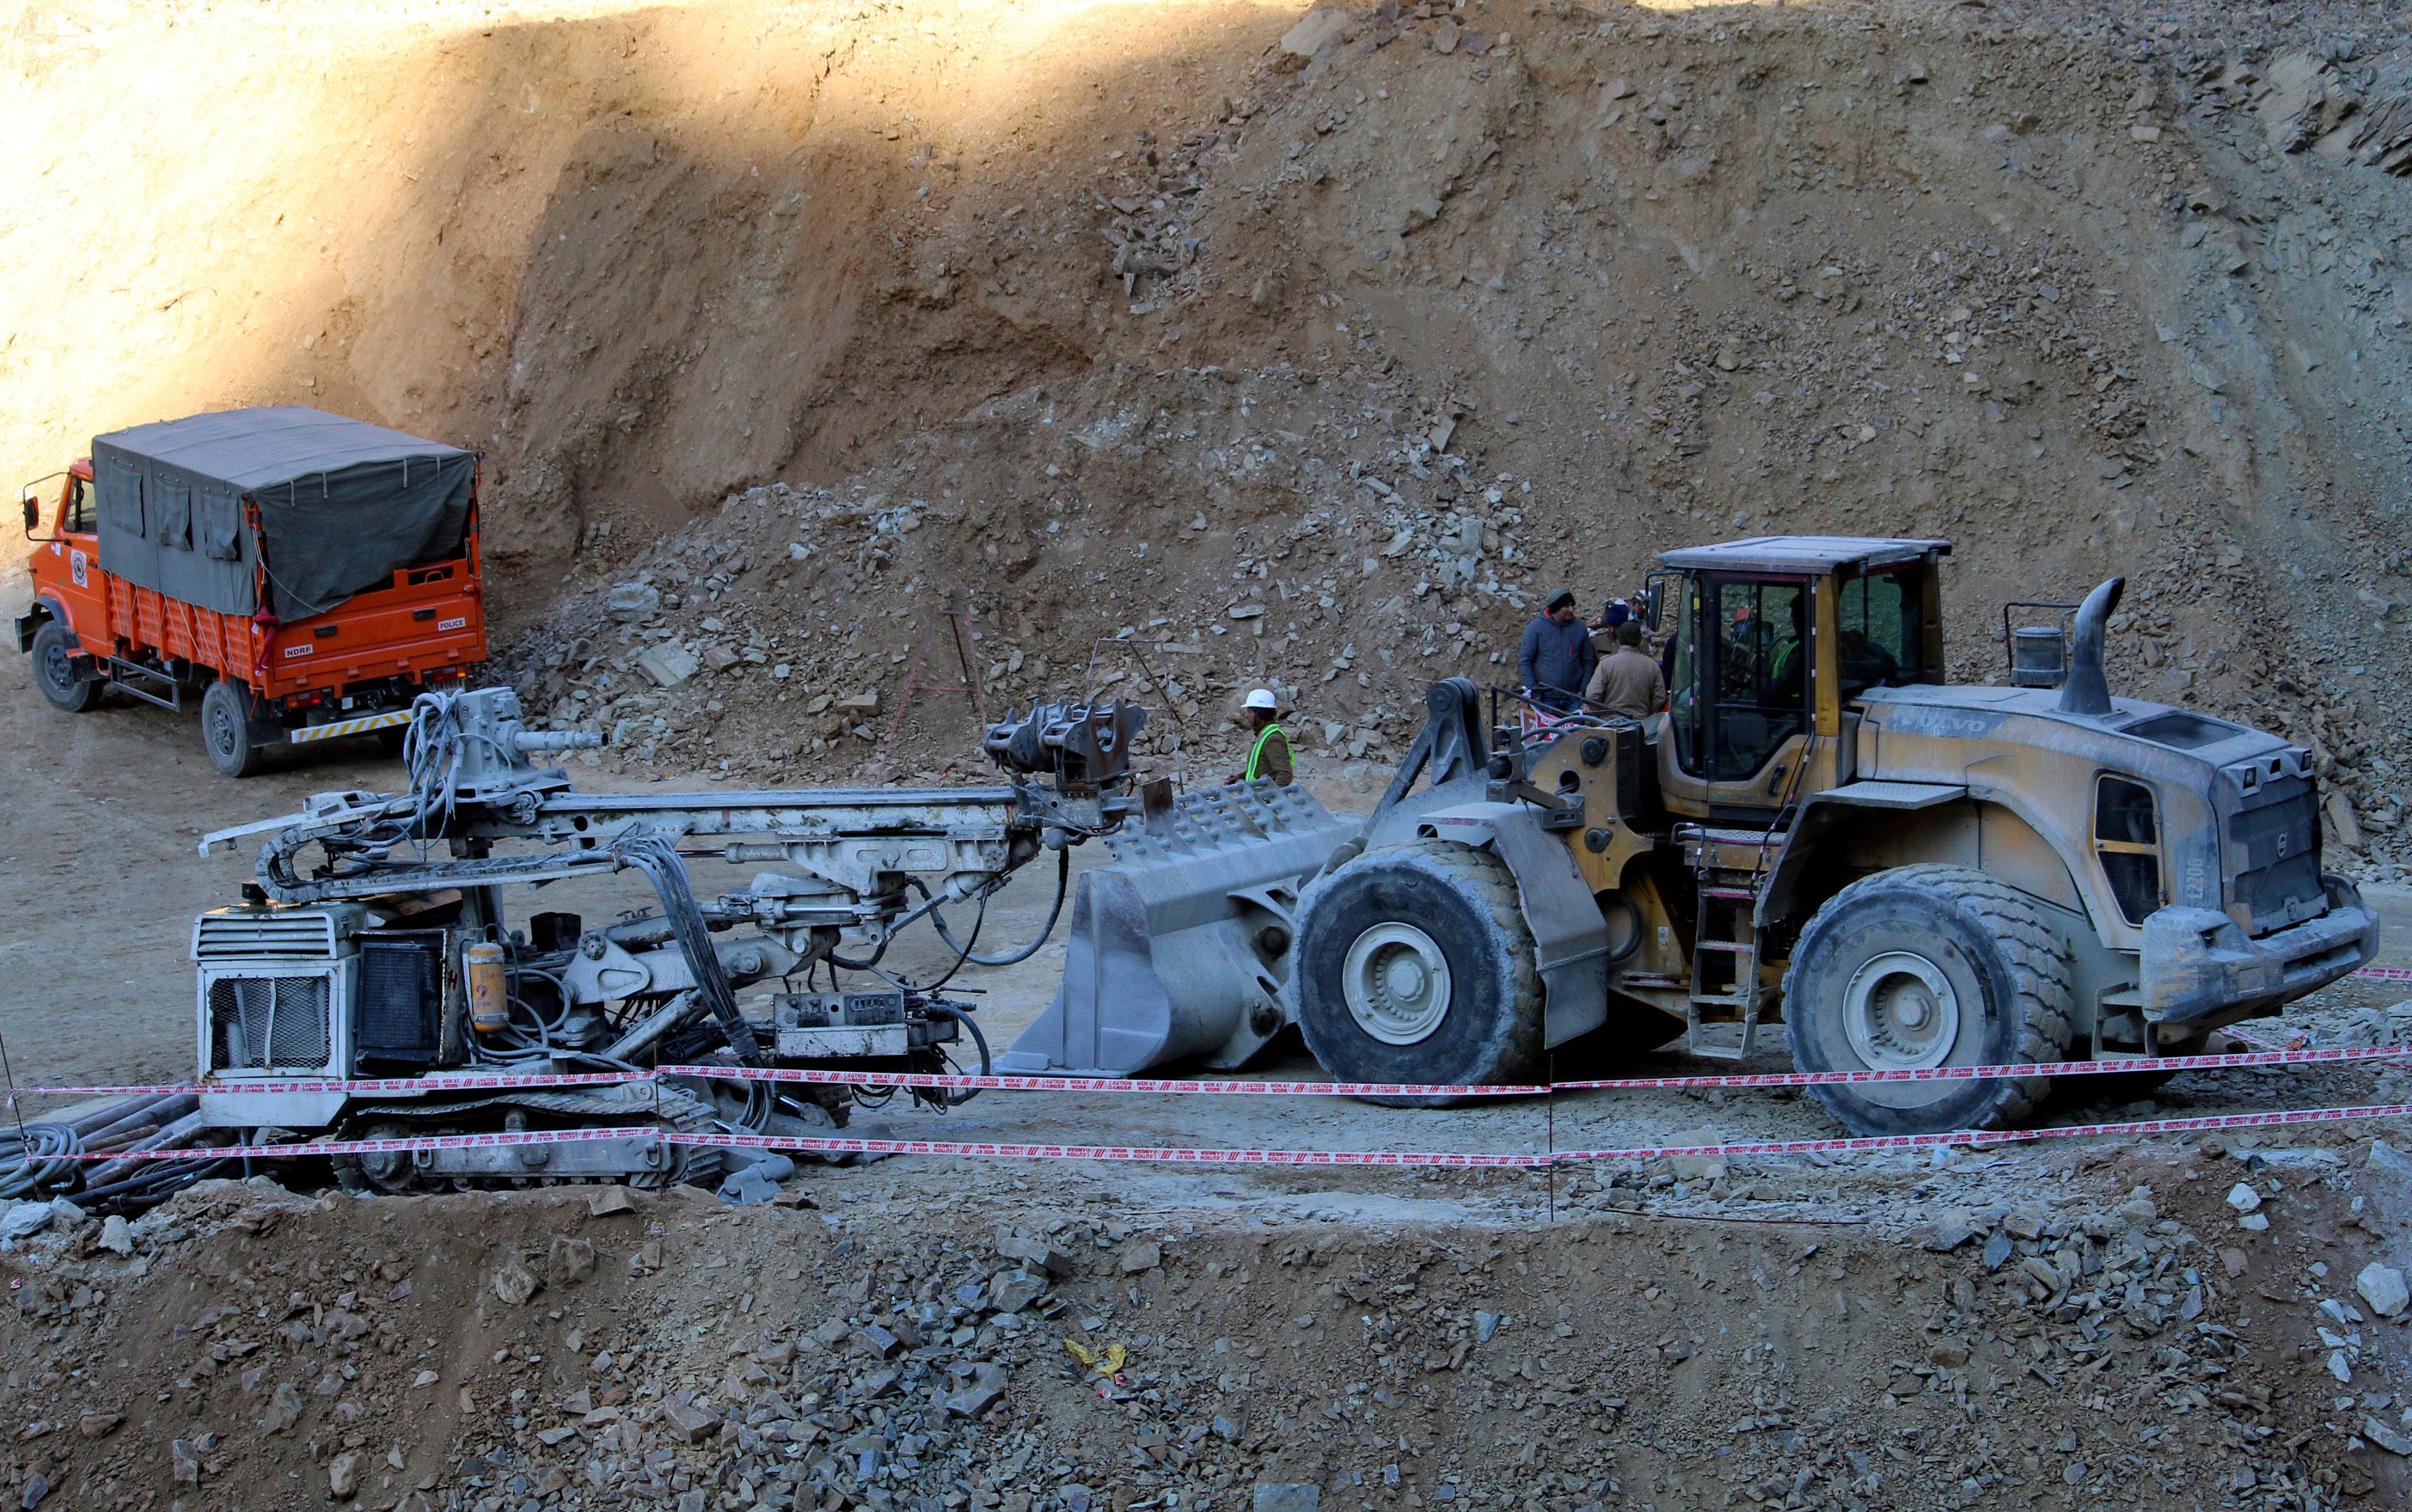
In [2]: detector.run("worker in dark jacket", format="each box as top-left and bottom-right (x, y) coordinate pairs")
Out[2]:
(1518, 589), (1597, 713)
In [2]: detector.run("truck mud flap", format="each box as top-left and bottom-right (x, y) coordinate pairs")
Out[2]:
(997, 781), (1356, 1077)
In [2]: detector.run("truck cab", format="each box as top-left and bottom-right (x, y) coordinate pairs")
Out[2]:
(20, 462), (109, 708)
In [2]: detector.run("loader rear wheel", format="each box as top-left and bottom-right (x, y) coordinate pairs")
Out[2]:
(1783, 864), (2073, 1136)
(201, 678), (267, 778)
(31, 623), (100, 713)
(1295, 839), (1542, 1105)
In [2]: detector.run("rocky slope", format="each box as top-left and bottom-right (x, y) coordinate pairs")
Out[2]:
(9, 1), (2412, 874)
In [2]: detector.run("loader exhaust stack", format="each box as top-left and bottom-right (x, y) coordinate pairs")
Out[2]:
(2057, 576), (2125, 718)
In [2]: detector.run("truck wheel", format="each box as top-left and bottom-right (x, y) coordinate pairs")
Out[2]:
(1294, 838), (1543, 1105)
(30, 623), (100, 713)
(1783, 863), (2073, 1136)
(200, 678), (268, 778)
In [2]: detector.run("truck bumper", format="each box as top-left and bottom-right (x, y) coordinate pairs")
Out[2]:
(2140, 874), (2380, 1029)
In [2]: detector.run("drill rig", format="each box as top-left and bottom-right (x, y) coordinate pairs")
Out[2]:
(189, 685), (1152, 1191)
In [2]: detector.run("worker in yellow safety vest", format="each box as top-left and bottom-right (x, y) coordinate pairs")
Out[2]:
(1229, 687), (1294, 787)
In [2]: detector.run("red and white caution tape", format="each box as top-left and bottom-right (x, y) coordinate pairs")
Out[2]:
(57, 1125), (660, 1161)
(1548, 1042), (2412, 1091)
(70, 1102), (2410, 1169)
(698, 1099), (2412, 1166)
(12, 1039), (2410, 1109)
(2352, 966), (2412, 984)
(1556, 1100), (2412, 1163)
(6, 1070), (647, 1100)
(674, 1130), (1543, 1167)
(652, 1064), (1538, 1097)
(657, 1044), (2412, 1097)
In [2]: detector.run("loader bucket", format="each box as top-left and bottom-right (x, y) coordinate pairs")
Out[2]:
(996, 780), (1356, 1077)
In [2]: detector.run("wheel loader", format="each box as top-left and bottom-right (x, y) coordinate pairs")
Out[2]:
(1005, 536), (2381, 1136)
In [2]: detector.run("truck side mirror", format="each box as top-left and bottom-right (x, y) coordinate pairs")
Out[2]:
(20, 497), (36, 536)
(1644, 579), (1663, 630)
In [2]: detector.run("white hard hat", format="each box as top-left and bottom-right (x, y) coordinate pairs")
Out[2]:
(1243, 688), (1279, 711)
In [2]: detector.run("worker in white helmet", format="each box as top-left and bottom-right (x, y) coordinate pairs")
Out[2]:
(1229, 687), (1294, 787)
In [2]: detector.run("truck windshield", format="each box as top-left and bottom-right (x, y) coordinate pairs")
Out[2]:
(1835, 567), (1925, 700)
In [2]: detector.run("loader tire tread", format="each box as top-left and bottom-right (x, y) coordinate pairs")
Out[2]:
(1783, 862), (2073, 1135)
(1294, 837), (1542, 1105)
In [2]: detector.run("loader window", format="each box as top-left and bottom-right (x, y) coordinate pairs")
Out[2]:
(2095, 774), (2164, 926)
(1674, 577), (1808, 782)
(1834, 568), (1925, 700)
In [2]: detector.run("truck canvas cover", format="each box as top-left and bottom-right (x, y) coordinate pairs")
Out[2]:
(89, 406), (474, 621)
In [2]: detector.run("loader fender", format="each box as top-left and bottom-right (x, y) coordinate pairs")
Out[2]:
(1414, 801), (1611, 1047)
(1756, 781), (2089, 937)
(1755, 780), (1968, 930)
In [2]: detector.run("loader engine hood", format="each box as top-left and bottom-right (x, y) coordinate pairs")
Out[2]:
(1856, 684), (2329, 940)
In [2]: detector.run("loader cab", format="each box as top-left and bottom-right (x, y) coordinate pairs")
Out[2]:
(1653, 536), (1950, 823)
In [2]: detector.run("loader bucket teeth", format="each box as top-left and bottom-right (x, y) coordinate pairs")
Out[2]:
(998, 780), (1356, 1077)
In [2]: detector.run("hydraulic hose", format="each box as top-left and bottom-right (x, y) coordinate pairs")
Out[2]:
(0, 1123), (80, 1200)
(929, 848), (1072, 968)
(921, 1003), (991, 1108)
(614, 835), (765, 1065)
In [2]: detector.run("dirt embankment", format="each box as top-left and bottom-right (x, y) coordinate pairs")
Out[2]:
(9, 1), (2412, 873)
(4, 1129), (2409, 1512)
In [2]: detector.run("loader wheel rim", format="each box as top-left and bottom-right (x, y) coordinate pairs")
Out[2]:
(1843, 950), (1960, 1070)
(1342, 922), (1453, 1046)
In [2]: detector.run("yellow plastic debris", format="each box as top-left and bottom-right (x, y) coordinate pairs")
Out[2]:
(1062, 1338), (1127, 1375)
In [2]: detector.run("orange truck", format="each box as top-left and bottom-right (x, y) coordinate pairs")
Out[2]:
(15, 407), (488, 775)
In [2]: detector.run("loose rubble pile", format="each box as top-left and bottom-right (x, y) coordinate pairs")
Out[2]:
(4, 1118), (2409, 1512)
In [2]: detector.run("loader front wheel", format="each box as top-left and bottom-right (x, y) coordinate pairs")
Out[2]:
(1295, 839), (1542, 1105)
(1784, 864), (2073, 1136)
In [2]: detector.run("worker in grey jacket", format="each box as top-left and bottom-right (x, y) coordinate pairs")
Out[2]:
(1517, 589), (1597, 713)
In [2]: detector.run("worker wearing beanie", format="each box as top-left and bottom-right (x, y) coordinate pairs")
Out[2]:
(1518, 588), (1597, 714)
(1230, 688), (1294, 787)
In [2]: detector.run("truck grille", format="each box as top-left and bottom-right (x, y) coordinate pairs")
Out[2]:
(2227, 775), (2324, 935)
(207, 974), (334, 1070)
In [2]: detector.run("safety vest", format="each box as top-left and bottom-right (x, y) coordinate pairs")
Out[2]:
(1245, 722), (1288, 780)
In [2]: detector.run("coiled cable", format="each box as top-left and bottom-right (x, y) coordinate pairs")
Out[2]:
(0, 1122), (81, 1201)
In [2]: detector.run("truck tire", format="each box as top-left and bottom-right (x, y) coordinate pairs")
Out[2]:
(200, 678), (269, 778)
(1294, 838), (1543, 1105)
(30, 622), (100, 713)
(1783, 863), (2073, 1136)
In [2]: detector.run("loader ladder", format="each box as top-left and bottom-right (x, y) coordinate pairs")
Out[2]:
(1679, 738), (1816, 1061)
(1679, 825), (1778, 1061)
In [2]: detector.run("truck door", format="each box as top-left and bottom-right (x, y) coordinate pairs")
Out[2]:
(33, 473), (108, 640)
(1660, 572), (1812, 818)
